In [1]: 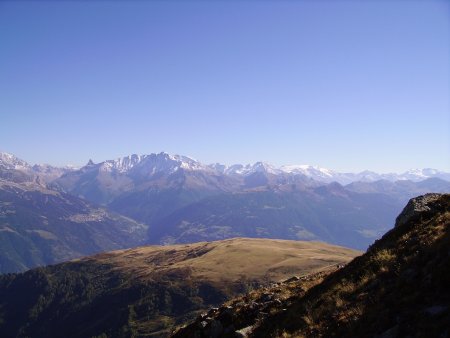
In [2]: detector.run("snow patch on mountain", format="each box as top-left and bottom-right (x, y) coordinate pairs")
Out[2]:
(90, 152), (211, 176)
(210, 162), (281, 176)
(0, 152), (31, 170)
(281, 165), (334, 179)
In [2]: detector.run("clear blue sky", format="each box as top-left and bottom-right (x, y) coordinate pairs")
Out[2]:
(0, 1), (449, 172)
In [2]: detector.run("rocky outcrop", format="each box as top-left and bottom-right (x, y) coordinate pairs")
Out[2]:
(395, 193), (444, 227)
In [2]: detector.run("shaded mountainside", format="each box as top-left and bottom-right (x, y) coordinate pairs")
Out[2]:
(0, 238), (359, 338)
(0, 180), (147, 273)
(148, 181), (450, 250)
(174, 194), (450, 338)
(132, 178), (450, 250)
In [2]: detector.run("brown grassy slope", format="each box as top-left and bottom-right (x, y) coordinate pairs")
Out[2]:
(252, 193), (450, 337)
(78, 237), (359, 287)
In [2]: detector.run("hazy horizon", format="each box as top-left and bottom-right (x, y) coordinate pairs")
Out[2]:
(1, 1), (449, 172)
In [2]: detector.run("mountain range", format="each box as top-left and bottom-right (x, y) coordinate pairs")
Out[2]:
(3, 151), (450, 185)
(1, 151), (450, 273)
(50, 152), (450, 247)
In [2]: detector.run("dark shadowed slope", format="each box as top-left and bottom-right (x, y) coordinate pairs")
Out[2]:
(148, 187), (402, 250)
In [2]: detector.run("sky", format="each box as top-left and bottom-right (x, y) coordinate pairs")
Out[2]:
(0, 1), (449, 173)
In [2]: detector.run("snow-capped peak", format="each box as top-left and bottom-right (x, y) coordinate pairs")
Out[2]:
(250, 162), (281, 175)
(280, 164), (335, 178)
(215, 161), (281, 176)
(397, 168), (450, 182)
(90, 152), (208, 175)
(98, 154), (143, 173)
(0, 152), (31, 170)
(139, 152), (207, 173)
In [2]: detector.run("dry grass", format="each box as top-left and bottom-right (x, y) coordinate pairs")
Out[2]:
(78, 238), (360, 285)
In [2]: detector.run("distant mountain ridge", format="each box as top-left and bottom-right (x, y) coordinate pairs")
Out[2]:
(0, 152), (74, 183)
(2, 151), (449, 185)
(66, 153), (450, 184)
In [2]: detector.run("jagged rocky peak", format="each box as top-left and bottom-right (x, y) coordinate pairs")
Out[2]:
(395, 193), (445, 228)
(98, 154), (143, 173)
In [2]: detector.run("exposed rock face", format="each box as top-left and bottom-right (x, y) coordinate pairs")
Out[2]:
(395, 193), (443, 227)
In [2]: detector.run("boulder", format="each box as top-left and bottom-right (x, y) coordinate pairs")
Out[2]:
(395, 193), (442, 227)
